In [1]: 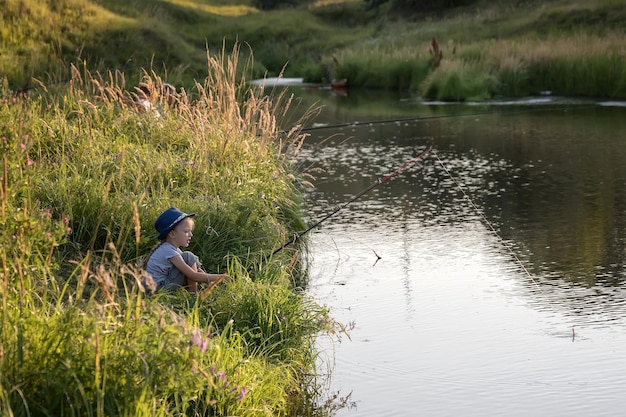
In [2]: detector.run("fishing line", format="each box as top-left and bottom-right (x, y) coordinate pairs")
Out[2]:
(289, 105), (594, 135)
(431, 148), (542, 291)
(255, 146), (433, 269)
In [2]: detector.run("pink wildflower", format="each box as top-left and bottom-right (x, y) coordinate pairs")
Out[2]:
(191, 329), (202, 347)
(236, 386), (248, 402)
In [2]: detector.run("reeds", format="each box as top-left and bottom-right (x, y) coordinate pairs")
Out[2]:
(407, 29), (623, 100)
(300, 1), (625, 100)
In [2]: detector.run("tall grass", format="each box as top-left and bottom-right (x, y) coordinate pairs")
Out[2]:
(302, 1), (626, 99)
(328, 29), (625, 100)
(2, 0), (624, 100)
(327, 43), (432, 90)
(0, 0), (371, 91)
(0, 44), (336, 416)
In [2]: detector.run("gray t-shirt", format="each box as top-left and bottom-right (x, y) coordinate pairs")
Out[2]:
(145, 242), (182, 287)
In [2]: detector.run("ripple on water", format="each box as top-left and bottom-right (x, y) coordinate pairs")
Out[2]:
(304, 106), (626, 417)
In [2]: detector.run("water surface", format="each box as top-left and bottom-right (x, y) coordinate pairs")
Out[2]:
(288, 87), (626, 416)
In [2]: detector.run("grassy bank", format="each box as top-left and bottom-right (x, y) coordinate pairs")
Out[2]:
(326, 1), (626, 99)
(2, 0), (624, 100)
(0, 45), (336, 416)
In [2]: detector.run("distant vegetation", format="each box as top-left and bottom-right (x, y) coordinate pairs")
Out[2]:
(1, 0), (625, 100)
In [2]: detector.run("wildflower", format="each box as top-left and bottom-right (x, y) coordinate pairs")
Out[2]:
(176, 158), (196, 166)
(236, 386), (248, 402)
(191, 329), (202, 347)
(190, 330), (208, 353)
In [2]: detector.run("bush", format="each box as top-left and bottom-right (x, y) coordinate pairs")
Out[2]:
(420, 60), (497, 101)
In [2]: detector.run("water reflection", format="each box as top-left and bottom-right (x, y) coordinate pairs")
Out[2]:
(299, 100), (626, 290)
(286, 87), (626, 416)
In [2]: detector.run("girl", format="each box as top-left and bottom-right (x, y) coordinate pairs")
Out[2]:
(144, 207), (226, 293)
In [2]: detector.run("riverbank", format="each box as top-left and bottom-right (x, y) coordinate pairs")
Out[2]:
(1, 0), (624, 100)
(0, 46), (334, 416)
(302, 0), (626, 99)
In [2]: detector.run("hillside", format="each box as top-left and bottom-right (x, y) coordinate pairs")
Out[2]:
(1, 0), (625, 97)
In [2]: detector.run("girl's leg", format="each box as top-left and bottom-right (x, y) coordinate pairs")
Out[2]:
(161, 252), (201, 292)
(181, 251), (201, 293)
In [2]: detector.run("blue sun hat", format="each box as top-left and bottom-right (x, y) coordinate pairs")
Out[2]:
(155, 207), (195, 240)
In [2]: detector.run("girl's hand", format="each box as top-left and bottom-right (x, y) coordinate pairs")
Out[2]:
(200, 274), (228, 300)
(207, 273), (228, 283)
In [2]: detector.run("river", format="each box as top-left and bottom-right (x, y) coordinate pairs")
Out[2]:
(266, 80), (626, 417)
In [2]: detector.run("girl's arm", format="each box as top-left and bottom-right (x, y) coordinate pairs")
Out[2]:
(170, 256), (226, 283)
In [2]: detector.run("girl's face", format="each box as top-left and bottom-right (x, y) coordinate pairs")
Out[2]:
(168, 217), (194, 248)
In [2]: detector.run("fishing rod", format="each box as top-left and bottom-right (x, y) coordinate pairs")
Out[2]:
(283, 104), (597, 135)
(261, 146), (432, 265)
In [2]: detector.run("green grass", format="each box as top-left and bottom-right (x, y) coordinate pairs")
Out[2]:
(2, 0), (624, 99)
(325, 1), (625, 99)
(0, 44), (337, 416)
(0, 0), (625, 412)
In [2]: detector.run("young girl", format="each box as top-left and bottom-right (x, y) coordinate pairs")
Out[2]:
(144, 207), (226, 293)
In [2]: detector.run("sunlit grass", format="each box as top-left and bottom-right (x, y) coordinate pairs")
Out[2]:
(4, 0), (623, 99)
(0, 44), (335, 415)
(166, 0), (259, 16)
(309, 0), (362, 8)
(445, 32), (626, 98)
(295, 0), (626, 98)
(318, 3), (625, 99)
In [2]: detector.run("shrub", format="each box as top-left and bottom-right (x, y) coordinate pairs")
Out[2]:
(420, 60), (497, 101)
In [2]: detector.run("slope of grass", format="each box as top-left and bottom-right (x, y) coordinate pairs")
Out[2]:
(0, 44), (337, 416)
(2, 0), (624, 99)
(0, 0), (373, 90)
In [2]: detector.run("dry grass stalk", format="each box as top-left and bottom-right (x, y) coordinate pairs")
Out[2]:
(429, 37), (443, 68)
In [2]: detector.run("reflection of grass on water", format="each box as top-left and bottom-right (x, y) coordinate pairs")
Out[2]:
(0, 45), (341, 416)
